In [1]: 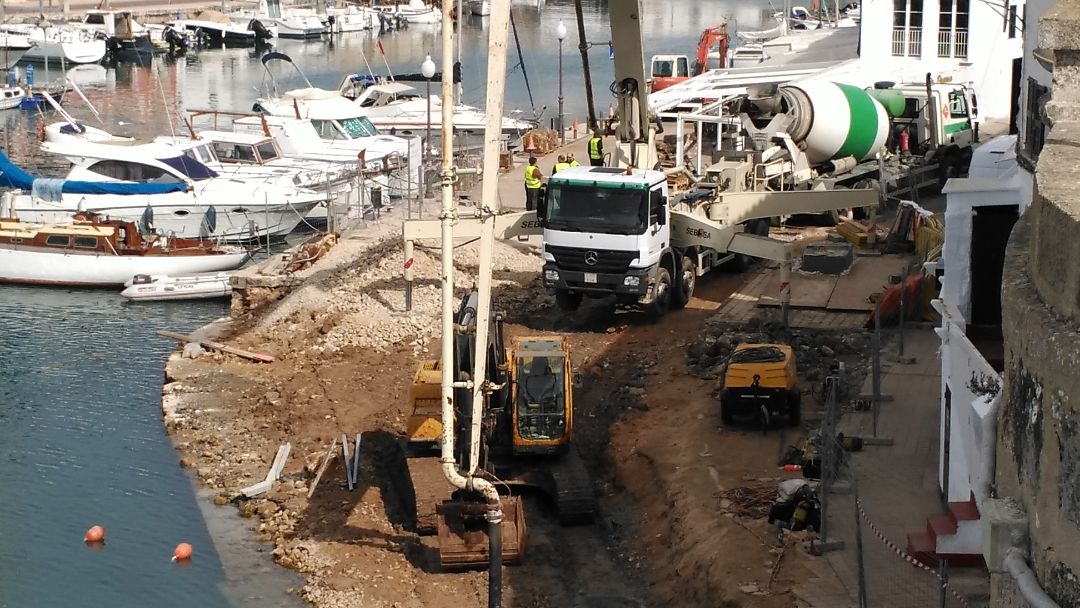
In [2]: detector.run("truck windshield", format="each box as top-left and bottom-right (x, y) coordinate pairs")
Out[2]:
(544, 183), (647, 235)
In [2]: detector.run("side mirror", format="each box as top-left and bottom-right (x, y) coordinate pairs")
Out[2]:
(572, 372), (583, 389)
(536, 186), (548, 226)
(657, 210), (666, 226)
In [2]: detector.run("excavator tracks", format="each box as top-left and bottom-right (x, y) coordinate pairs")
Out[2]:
(549, 447), (598, 525)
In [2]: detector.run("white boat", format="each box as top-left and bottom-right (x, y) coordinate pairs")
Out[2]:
(155, 127), (367, 227)
(173, 10), (272, 46)
(121, 271), (234, 301)
(231, 0), (326, 39)
(0, 25), (106, 64)
(337, 78), (533, 148)
(0, 85), (25, 110)
(789, 5), (857, 29)
(383, 0), (441, 24)
(470, 0), (491, 16)
(0, 216), (249, 287)
(26, 122), (325, 241)
(325, 4), (378, 32)
(736, 13), (785, 42)
(76, 10), (155, 60)
(0, 33), (33, 68)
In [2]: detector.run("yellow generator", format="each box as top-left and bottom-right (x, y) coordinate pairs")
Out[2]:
(719, 343), (801, 426)
(403, 297), (595, 570)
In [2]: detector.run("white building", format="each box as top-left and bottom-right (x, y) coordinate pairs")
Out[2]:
(911, 0), (1052, 567)
(859, 0), (1024, 122)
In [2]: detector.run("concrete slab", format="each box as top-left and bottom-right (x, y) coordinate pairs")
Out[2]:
(826, 256), (909, 312)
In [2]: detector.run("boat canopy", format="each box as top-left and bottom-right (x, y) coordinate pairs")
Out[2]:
(0, 149), (188, 196)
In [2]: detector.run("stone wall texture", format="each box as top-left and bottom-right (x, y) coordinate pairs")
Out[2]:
(996, 3), (1080, 606)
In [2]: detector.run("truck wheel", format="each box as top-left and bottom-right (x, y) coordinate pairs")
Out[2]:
(646, 267), (673, 319)
(936, 150), (961, 191)
(673, 256), (696, 309)
(555, 289), (582, 312)
(788, 391), (802, 427)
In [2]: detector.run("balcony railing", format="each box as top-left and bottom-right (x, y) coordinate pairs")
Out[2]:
(892, 27), (923, 57)
(937, 28), (969, 59)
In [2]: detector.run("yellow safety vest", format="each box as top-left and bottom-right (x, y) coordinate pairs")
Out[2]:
(569, 159), (580, 167)
(588, 137), (602, 160)
(554, 162), (571, 173)
(524, 164), (541, 189)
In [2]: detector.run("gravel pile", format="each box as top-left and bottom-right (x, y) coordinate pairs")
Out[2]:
(259, 235), (543, 354)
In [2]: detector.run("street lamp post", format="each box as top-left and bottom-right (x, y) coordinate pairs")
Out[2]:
(556, 20), (567, 144)
(421, 55), (436, 163)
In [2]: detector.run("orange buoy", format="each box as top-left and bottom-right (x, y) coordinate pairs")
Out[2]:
(84, 525), (106, 543)
(172, 543), (193, 561)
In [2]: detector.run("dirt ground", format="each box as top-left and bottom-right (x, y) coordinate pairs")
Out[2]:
(163, 230), (864, 608)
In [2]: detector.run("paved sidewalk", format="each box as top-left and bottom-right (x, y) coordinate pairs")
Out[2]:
(794, 328), (975, 607)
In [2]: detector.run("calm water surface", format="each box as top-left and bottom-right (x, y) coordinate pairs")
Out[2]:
(0, 1), (771, 605)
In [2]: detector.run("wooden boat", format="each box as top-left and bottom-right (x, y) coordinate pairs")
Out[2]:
(0, 215), (250, 286)
(121, 271), (233, 301)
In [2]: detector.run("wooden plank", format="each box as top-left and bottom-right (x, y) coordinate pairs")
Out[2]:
(241, 480), (273, 498)
(757, 269), (838, 309)
(825, 257), (908, 312)
(341, 433), (354, 491)
(157, 330), (275, 363)
(351, 433), (362, 488)
(307, 438), (338, 499)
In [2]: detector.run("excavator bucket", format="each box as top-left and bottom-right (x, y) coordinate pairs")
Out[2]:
(436, 496), (526, 570)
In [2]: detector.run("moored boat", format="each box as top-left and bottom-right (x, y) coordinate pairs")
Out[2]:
(121, 271), (234, 301)
(0, 215), (249, 286)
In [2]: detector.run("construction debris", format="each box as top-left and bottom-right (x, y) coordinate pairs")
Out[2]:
(719, 481), (777, 519)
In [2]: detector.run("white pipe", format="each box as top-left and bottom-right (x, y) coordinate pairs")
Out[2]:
(1004, 548), (1061, 608)
(439, 0), (469, 496)
(466, 0), (511, 483)
(973, 391), (1001, 507)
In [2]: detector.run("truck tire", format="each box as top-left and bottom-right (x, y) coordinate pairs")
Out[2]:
(936, 149), (961, 191)
(672, 256), (696, 309)
(720, 393), (733, 424)
(788, 390), (801, 426)
(555, 289), (583, 312)
(646, 267), (673, 319)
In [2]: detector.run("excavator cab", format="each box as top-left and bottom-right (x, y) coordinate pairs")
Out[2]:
(510, 337), (573, 454)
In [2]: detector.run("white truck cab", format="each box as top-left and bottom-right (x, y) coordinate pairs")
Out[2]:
(538, 166), (675, 314)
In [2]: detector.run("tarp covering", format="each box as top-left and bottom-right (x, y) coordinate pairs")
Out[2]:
(0, 148), (188, 196)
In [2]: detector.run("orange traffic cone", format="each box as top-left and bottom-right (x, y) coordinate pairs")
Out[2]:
(525, 133), (536, 152)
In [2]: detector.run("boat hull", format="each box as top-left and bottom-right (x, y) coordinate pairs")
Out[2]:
(121, 272), (233, 300)
(21, 40), (107, 64)
(0, 245), (248, 286)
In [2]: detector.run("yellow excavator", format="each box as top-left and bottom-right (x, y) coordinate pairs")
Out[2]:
(405, 292), (595, 569)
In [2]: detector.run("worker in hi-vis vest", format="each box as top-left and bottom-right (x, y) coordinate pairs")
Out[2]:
(568, 153), (580, 167)
(588, 131), (604, 166)
(524, 156), (543, 211)
(553, 155), (571, 174)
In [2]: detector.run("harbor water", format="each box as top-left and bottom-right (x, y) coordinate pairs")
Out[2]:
(0, 1), (774, 606)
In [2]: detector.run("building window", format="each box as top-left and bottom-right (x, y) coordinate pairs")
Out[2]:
(938, 0), (969, 59)
(1022, 77), (1049, 162)
(1008, 4), (1019, 39)
(892, 0), (923, 57)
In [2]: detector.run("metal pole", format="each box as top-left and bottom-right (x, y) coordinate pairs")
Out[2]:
(820, 376), (835, 544)
(855, 482), (868, 608)
(872, 295), (881, 437)
(573, 0), (597, 130)
(404, 237), (413, 312)
(938, 560), (949, 608)
(426, 78), (432, 166)
(780, 252), (792, 328)
(898, 272), (906, 357)
(456, 0), (463, 105)
(558, 37), (564, 144)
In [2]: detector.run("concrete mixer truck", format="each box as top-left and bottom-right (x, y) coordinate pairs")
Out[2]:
(537, 75), (976, 318)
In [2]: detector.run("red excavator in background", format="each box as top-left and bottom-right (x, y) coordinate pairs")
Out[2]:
(647, 24), (729, 92)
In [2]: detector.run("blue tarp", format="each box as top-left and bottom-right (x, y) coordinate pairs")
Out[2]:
(0, 148), (188, 196)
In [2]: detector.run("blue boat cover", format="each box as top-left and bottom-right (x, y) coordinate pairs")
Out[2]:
(0, 148), (188, 196)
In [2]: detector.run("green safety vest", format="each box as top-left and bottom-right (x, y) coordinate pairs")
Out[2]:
(554, 162), (571, 173)
(588, 137), (602, 159)
(524, 164), (541, 189)
(569, 159), (580, 167)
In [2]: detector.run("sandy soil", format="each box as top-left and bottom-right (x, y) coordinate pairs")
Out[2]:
(162, 228), (863, 607)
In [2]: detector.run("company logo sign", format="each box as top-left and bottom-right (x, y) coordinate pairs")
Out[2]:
(584, 251), (599, 266)
(686, 227), (712, 239)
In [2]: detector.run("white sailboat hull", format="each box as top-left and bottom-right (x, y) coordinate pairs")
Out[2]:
(0, 245), (247, 286)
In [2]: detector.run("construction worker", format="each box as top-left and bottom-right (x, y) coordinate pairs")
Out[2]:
(553, 155), (570, 174)
(524, 156), (543, 211)
(568, 153), (580, 167)
(588, 130), (604, 166)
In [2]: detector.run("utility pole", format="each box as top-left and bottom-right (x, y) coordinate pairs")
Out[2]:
(573, 0), (597, 130)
